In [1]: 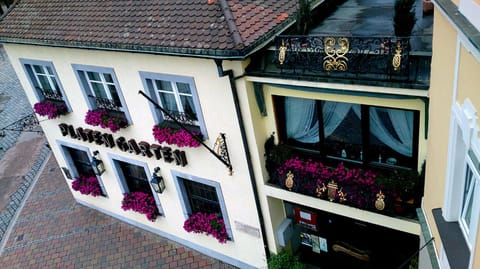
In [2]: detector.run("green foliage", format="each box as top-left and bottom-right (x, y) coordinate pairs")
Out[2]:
(393, 0), (416, 36)
(268, 250), (305, 269)
(296, 0), (311, 35)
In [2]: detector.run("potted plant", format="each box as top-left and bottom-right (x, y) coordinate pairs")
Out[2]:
(183, 212), (229, 243)
(85, 109), (128, 133)
(121, 192), (159, 221)
(152, 123), (201, 148)
(268, 250), (305, 269)
(393, 0), (416, 37)
(33, 100), (68, 119)
(71, 175), (103, 197)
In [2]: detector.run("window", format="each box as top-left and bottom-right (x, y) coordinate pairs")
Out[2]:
(443, 99), (480, 262)
(111, 157), (163, 214)
(140, 72), (207, 137)
(275, 96), (419, 169)
(174, 171), (232, 238)
(73, 64), (131, 122)
(58, 143), (107, 196)
(21, 59), (70, 108)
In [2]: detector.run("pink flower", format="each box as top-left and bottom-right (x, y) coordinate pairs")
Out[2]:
(71, 175), (103, 197)
(152, 124), (201, 148)
(121, 192), (159, 221)
(85, 110), (127, 133)
(183, 212), (228, 243)
(33, 100), (67, 119)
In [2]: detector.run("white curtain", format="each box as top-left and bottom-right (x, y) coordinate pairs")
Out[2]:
(370, 107), (413, 157)
(285, 97), (319, 143)
(323, 102), (357, 137)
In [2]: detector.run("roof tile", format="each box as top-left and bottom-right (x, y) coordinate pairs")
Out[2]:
(0, 0), (297, 57)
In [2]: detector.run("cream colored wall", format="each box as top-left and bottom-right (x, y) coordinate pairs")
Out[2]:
(423, 11), (458, 254)
(455, 44), (480, 269)
(3, 44), (266, 268)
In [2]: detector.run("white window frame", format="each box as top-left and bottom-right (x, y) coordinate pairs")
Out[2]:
(56, 141), (108, 197)
(20, 59), (71, 110)
(72, 64), (132, 124)
(139, 71), (207, 138)
(443, 99), (480, 255)
(108, 153), (164, 215)
(172, 170), (233, 241)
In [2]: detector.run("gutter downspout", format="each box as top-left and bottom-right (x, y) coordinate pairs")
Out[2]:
(214, 59), (270, 260)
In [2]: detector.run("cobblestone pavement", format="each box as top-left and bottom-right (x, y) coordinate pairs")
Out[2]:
(0, 155), (237, 269)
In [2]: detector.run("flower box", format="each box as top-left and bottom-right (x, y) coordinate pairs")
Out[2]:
(71, 175), (103, 197)
(121, 192), (159, 222)
(33, 100), (68, 119)
(85, 109), (128, 133)
(152, 124), (201, 148)
(183, 212), (229, 243)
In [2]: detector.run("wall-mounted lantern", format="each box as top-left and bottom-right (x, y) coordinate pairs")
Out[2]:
(150, 167), (165, 194)
(91, 150), (105, 176)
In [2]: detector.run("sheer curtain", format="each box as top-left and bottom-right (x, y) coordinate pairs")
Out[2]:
(369, 107), (413, 157)
(323, 101), (356, 137)
(285, 97), (319, 143)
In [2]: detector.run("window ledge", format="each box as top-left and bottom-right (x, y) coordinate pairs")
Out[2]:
(432, 208), (470, 269)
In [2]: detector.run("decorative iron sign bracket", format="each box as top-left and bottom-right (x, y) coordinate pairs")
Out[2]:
(138, 91), (233, 175)
(0, 112), (42, 138)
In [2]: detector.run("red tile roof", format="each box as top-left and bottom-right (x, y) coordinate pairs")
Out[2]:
(0, 0), (297, 58)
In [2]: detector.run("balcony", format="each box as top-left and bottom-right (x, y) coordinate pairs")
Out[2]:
(247, 35), (431, 89)
(265, 143), (424, 222)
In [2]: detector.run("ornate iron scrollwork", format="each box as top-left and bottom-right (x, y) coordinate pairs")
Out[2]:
(323, 37), (349, 71)
(163, 110), (197, 126)
(93, 96), (123, 112)
(213, 133), (232, 175)
(392, 41), (402, 71)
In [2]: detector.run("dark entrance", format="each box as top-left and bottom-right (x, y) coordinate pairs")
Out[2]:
(284, 202), (419, 269)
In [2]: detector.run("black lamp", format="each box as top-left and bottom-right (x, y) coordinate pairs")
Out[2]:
(91, 150), (105, 176)
(150, 167), (165, 194)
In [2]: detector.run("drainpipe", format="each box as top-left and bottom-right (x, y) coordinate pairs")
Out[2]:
(214, 59), (270, 260)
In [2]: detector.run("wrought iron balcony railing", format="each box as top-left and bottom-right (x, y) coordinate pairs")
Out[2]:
(37, 87), (64, 102)
(163, 110), (197, 126)
(247, 35), (432, 89)
(91, 96), (123, 112)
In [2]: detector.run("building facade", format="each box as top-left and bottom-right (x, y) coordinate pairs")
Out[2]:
(0, 0), (440, 268)
(421, 0), (480, 269)
(0, 1), (301, 268)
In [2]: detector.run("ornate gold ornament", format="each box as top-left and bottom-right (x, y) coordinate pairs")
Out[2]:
(285, 171), (294, 191)
(323, 37), (349, 71)
(375, 190), (386, 211)
(316, 183), (327, 197)
(327, 180), (338, 201)
(338, 188), (347, 203)
(392, 41), (402, 71)
(278, 40), (287, 65)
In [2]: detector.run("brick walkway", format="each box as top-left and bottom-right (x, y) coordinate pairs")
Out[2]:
(0, 155), (237, 269)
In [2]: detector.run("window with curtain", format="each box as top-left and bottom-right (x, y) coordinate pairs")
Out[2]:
(21, 59), (68, 104)
(140, 72), (207, 138)
(277, 96), (418, 169)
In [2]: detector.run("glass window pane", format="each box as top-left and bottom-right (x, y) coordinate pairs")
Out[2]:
(38, 75), (53, 91)
(46, 66), (54, 75)
(91, 82), (107, 99)
(176, 82), (192, 94)
(368, 107), (413, 167)
(103, 73), (113, 83)
(180, 95), (197, 120)
(156, 80), (173, 92)
(284, 97), (319, 145)
(33, 65), (45, 74)
(87, 71), (101, 81)
(107, 84), (121, 105)
(159, 92), (178, 112)
(323, 101), (362, 161)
